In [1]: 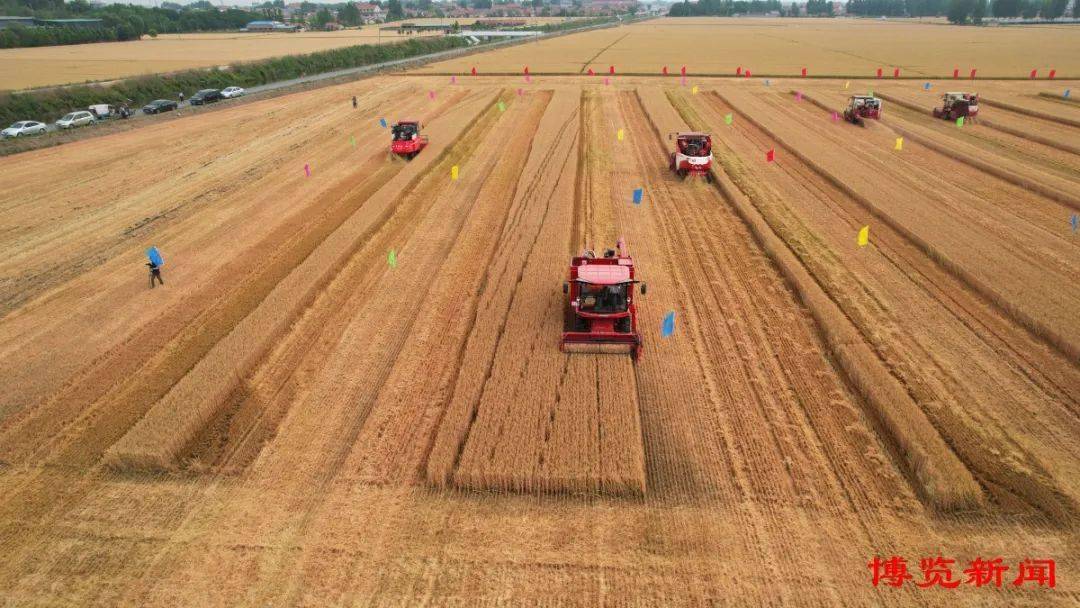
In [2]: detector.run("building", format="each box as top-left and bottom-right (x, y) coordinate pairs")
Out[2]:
(244, 20), (299, 32)
(355, 2), (386, 23)
(0, 16), (35, 29)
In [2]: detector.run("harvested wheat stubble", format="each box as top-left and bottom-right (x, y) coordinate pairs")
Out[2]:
(700, 89), (1080, 519)
(428, 88), (647, 497)
(718, 88), (1080, 361)
(102, 90), (500, 472)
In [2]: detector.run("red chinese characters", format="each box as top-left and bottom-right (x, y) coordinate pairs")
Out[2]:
(868, 556), (1055, 590)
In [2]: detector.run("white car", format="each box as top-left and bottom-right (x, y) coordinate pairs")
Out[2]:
(2, 121), (47, 138)
(56, 111), (95, 129)
(221, 86), (245, 99)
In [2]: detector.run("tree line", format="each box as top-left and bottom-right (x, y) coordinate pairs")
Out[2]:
(0, 0), (262, 48)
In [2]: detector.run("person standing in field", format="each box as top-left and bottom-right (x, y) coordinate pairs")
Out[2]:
(352, 96), (358, 109)
(147, 261), (164, 288)
(178, 91), (184, 105)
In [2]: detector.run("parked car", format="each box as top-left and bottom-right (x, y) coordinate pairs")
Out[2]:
(56, 111), (95, 129)
(221, 86), (245, 99)
(189, 89), (223, 106)
(88, 104), (116, 120)
(2, 121), (47, 138)
(142, 99), (178, 114)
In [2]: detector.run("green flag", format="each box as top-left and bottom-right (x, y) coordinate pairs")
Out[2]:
(349, 135), (355, 147)
(956, 116), (964, 127)
(497, 101), (505, 112)
(724, 113), (733, 125)
(388, 249), (397, 268)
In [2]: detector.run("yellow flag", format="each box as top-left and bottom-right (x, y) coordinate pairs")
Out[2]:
(692, 85), (699, 95)
(857, 225), (869, 247)
(894, 137), (903, 151)
(844, 81), (850, 90)
(617, 128), (624, 141)
(451, 165), (459, 181)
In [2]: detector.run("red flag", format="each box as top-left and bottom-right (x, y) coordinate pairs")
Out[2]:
(1049, 69), (1056, 79)
(1030, 68), (1037, 79)
(609, 65), (615, 75)
(681, 66), (686, 76)
(876, 67), (883, 78)
(801, 67), (807, 77)
(587, 68), (594, 76)
(953, 68), (959, 79)
(524, 66), (529, 75)
(745, 69), (751, 78)
(470, 66), (476, 76)
(766, 149), (775, 162)
(662, 66), (668, 75)
(970, 68), (977, 79)
(893, 68), (900, 78)
(736, 66), (742, 76)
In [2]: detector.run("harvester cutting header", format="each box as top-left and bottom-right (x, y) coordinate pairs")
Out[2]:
(561, 239), (646, 360)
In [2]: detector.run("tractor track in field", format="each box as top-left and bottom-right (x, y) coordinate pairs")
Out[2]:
(696, 89), (1080, 522)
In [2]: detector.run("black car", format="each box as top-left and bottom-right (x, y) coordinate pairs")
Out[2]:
(189, 89), (223, 106)
(142, 99), (178, 114)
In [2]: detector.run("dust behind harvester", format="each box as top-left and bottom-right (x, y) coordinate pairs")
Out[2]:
(561, 238), (646, 360)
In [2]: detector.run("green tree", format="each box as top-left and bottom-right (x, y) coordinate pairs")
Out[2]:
(387, 0), (404, 20)
(972, 0), (986, 21)
(339, 2), (361, 25)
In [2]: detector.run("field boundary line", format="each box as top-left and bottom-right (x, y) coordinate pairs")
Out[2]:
(980, 97), (1080, 129)
(737, 90), (1080, 363)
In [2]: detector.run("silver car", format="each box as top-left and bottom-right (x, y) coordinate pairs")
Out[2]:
(1, 121), (47, 138)
(56, 111), (95, 129)
(221, 86), (245, 99)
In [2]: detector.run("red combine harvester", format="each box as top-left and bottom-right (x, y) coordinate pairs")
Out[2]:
(561, 239), (646, 360)
(843, 95), (882, 126)
(933, 92), (979, 121)
(668, 132), (713, 181)
(390, 120), (429, 159)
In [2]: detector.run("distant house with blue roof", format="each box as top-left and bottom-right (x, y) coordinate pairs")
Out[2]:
(244, 20), (298, 32)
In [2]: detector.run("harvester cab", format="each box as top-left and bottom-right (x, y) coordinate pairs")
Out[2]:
(561, 239), (646, 360)
(390, 121), (429, 159)
(843, 95), (882, 125)
(933, 92), (979, 121)
(668, 132), (714, 182)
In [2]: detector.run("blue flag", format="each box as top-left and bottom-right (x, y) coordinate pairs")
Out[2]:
(923, 82), (931, 90)
(146, 246), (163, 267)
(379, 118), (387, 128)
(632, 188), (643, 205)
(1072, 213), (1078, 232)
(661, 311), (675, 338)
(764, 79), (771, 86)
(1065, 89), (1071, 99)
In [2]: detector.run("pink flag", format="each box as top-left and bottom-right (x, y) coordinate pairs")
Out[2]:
(795, 91), (803, 101)
(681, 76), (687, 86)
(517, 88), (522, 96)
(304, 163), (310, 177)
(450, 75), (456, 84)
(831, 111), (839, 121)
(604, 77), (610, 86)
(428, 91), (435, 100)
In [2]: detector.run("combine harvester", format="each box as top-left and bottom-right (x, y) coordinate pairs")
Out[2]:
(843, 95), (882, 126)
(668, 132), (714, 182)
(933, 92), (979, 121)
(561, 239), (647, 360)
(390, 120), (429, 159)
